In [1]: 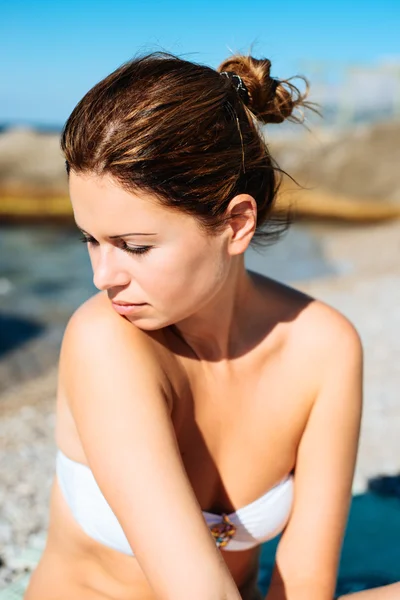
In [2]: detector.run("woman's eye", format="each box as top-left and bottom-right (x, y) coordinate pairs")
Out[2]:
(79, 236), (151, 257)
(121, 243), (151, 256)
(79, 235), (97, 245)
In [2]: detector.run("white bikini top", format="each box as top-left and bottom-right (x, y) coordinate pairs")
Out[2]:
(56, 449), (294, 554)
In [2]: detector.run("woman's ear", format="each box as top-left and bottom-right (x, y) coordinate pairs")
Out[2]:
(225, 194), (257, 255)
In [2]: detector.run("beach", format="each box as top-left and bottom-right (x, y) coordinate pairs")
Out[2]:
(2, 0), (400, 592)
(1, 218), (399, 590)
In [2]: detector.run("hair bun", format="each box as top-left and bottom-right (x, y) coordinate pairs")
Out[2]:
(217, 54), (312, 125)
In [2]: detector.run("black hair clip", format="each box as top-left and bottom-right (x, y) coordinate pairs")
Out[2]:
(220, 71), (250, 106)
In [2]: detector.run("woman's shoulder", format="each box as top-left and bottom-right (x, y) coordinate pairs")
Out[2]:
(59, 292), (172, 398)
(63, 291), (148, 348)
(64, 291), (171, 349)
(255, 272), (363, 380)
(282, 280), (362, 356)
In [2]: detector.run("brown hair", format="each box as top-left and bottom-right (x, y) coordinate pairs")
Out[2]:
(61, 52), (313, 245)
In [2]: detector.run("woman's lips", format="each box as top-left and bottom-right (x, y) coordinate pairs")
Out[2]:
(111, 302), (147, 316)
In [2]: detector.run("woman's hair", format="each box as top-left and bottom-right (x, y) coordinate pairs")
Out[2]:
(61, 52), (313, 246)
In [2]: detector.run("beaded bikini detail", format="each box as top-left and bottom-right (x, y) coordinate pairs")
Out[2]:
(210, 514), (237, 548)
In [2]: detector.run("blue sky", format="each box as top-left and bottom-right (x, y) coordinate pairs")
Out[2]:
(1, 0), (399, 125)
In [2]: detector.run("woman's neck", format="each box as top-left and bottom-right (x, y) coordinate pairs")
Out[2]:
(170, 257), (260, 363)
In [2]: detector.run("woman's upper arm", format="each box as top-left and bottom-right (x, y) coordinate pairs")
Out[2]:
(267, 308), (363, 600)
(59, 297), (240, 600)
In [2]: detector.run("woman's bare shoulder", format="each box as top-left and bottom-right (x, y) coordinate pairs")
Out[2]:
(276, 277), (362, 393)
(287, 284), (362, 358)
(255, 272), (361, 344)
(63, 291), (162, 350)
(59, 292), (171, 402)
(255, 272), (362, 384)
(66, 290), (135, 332)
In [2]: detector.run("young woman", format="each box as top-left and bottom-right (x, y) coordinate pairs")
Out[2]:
(25, 52), (399, 600)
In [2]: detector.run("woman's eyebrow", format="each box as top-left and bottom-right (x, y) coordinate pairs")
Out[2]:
(75, 224), (156, 238)
(109, 232), (157, 238)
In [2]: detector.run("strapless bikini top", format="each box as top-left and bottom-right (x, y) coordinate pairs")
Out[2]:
(56, 449), (294, 554)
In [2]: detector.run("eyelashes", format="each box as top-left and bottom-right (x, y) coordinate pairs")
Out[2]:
(79, 235), (152, 256)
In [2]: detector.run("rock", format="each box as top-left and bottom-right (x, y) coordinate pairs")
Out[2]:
(0, 128), (67, 196)
(1, 120), (400, 209)
(270, 120), (400, 204)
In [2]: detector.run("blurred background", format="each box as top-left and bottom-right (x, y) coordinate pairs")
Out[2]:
(0, 0), (399, 597)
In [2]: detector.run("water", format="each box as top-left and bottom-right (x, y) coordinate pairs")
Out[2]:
(0, 225), (95, 326)
(0, 222), (336, 355)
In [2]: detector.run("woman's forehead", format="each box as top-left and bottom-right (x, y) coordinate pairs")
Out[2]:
(69, 171), (200, 237)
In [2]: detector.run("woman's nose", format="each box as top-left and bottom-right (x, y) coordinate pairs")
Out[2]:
(92, 249), (130, 291)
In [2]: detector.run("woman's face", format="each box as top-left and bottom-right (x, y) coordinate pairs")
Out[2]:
(69, 172), (234, 330)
